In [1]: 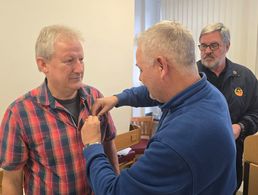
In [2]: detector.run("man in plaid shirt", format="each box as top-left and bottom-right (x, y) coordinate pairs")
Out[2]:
(0, 25), (119, 194)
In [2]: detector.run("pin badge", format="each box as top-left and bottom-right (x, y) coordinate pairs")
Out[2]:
(234, 87), (243, 97)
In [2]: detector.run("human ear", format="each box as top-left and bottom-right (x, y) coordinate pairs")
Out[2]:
(156, 56), (169, 79)
(36, 57), (48, 73)
(225, 42), (230, 52)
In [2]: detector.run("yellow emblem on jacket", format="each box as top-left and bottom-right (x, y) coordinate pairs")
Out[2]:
(234, 87), (243, 97)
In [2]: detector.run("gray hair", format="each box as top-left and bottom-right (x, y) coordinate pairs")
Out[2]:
(35, 25), (84, 60)
(137, 21), (196, 68)
(199, 22), (230, 44)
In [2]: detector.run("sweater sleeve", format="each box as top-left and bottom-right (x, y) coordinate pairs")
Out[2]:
(84, 140), (192, 195)
(115, 86), (160, 107)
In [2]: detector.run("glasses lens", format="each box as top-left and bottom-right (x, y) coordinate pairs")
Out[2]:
(199, 43), (219, 51)
(199, 44), (207, 51)
(210, 43), (219, 50)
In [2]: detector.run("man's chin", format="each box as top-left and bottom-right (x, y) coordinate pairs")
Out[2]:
(203, 61), (216, 69)
(71, 82), (83, 90)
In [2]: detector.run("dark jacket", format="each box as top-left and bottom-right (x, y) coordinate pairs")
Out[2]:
(197, 58), (258, 139)
(197, 58), (258, 189)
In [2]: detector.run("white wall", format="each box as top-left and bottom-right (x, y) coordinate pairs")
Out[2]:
(0, 0), (134, 133)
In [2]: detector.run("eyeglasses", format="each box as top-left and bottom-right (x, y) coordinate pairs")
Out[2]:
(198, 42), (220, 51)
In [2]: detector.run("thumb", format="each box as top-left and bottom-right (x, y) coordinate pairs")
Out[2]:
(92, 102), (102, 116)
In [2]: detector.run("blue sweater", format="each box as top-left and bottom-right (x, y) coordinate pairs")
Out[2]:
(84, 74), (236, 195)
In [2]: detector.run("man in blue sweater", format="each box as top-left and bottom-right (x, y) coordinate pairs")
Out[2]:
(81, 21), (237, 195)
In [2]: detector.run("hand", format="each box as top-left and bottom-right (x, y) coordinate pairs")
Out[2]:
(92, 96), (118, 116)
(232, 123), (241, 140)
(81, 116), (101, 145)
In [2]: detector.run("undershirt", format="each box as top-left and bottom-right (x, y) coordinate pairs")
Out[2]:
(55, 95), (80, 124)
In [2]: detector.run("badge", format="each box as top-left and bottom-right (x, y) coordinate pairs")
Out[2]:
(234, 87), (243, 97)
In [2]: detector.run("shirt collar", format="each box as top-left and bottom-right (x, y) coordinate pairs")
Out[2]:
(36, 78), (91, 107)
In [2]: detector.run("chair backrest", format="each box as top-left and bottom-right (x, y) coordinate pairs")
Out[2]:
(243, 133), (258, 195)
(244, 133), (258, 164)
(115, 128), (141, 151)
(130, 116), (154, 139)
(0, 169), (3, 194)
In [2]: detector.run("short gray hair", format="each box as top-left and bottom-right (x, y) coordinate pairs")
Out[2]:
(35, 25), (84, 60)
(199, 22), (230, 44)
(137, 21), (196, 67)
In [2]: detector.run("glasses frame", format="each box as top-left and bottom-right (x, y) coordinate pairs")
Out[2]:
(198, 42), (220, 51)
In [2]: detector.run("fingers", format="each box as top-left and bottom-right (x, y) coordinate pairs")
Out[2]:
(92, 100), (104, 116)
(95, 107), (110, 117)
(81, 115), (101, 145)
(91, 96), (118, 116)
(86, 115), (100, 123)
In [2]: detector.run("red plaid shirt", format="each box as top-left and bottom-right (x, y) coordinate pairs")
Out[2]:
(0, 80), (116, 194)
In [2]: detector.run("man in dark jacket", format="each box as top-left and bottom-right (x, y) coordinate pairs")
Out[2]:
(197, 22), (258, 194)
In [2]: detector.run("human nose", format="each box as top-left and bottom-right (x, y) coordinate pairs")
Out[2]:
(204, 46), (213, 53)
(74, 59), (84, 72)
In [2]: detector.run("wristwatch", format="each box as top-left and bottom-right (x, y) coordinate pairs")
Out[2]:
(238, 122), (245, 133)
(84, 141), (101, 149)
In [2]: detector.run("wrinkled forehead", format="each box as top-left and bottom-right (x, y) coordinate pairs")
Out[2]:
(199, 31), (223, 43)
(51, 38), (84, 58)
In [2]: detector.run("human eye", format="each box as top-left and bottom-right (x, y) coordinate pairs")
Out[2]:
(79, 57), (84, 64)
(210, 42), (219, 50)
(63, 58), (73, 64)
(63, 58), (75, 65)
(199, 44), (208, 50)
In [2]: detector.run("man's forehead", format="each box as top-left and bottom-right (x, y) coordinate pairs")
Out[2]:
(200, 31), (223, 42)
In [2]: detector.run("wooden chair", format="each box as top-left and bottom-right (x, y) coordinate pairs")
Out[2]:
(243, 133), (258, 195)
(114, 128), (141, 170)
(130, 116), (155, 159)
(0, 169), (3, 195)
